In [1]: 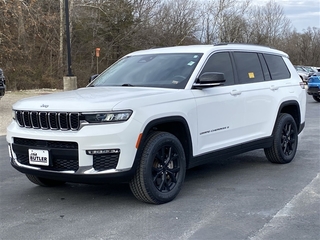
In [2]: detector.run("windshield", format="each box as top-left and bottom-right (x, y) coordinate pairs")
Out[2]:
(89, 53), (203, 89)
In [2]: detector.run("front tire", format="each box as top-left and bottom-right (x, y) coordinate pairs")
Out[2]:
(313, 95), (320, 102)
(26, 174), (66, 187)
(264, 113), (298, 164)
(129, 132), (186, 204)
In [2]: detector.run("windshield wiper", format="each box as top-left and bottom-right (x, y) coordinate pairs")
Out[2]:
(121, 83), (134, 86)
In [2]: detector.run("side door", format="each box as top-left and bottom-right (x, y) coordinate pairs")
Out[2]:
(232, 52), (290, 141)
(192, 52), (246, 156)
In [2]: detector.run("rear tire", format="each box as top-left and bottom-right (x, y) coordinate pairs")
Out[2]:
(312, 95), (320, 102)
(26, 174), (66, 187)
(264, 113), (298, 164)
(129, 131), (186, 204)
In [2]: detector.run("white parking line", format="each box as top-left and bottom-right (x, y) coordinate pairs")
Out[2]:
(249, 173), (320, 240)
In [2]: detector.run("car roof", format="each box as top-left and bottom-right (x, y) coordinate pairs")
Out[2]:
(128, 44), (288, 58)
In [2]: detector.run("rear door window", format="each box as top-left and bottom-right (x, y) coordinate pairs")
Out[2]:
(233, 52), (264, 84)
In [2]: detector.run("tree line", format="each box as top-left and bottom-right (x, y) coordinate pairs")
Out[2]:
(0, 0), (319, 90)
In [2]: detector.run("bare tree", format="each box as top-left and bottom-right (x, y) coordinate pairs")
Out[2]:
(0, 0), (62, 89)
(150, 0), (200, 46)
(247, 0), (291, 46)
(197, 0), (241, 44)
(218, 0), (251, 43)
(282, 27), (320, 66)
(59, 0), (64, 73)
(1, 0), (319, 91)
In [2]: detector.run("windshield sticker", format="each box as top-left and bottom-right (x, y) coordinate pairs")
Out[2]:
(248, 72), (255, 78)
(138, 55), (155, 63)
(193, 55), (199, 58)
(188, 61), (195, 66)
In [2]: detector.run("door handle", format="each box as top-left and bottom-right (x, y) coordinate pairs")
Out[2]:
(270, 85), (279, 90)
(230, 89), (241, 96)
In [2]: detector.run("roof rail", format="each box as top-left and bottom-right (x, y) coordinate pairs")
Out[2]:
(214, 42), (271, 48)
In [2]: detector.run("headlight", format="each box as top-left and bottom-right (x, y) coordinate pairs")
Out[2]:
(83, 110), (132, 123)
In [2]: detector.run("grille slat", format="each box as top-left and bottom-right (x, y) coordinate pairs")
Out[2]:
(15, 111), (80, 131)
(49, 113), (59, 129)
(59, 113), (69, 130)
(23, 111), (31, 127)
(31, 112), (40, 128)
(40, 112), (49, 129)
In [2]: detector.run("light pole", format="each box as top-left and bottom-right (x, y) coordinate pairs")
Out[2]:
(63, 0), (77, 90)
(65, 0), (72, 76)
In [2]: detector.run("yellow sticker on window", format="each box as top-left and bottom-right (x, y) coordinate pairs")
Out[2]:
(248, 72), (255, 78)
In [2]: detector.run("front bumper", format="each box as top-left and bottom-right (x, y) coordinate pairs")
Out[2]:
(7, 118), (142, 182)
(10, 158), (136, 184)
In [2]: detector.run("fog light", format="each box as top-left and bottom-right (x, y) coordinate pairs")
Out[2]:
(86, 149), (120, 155)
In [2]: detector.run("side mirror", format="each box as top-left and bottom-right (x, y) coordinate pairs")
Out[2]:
(193, 72), (226, 89)
(89, 74), (99, 83)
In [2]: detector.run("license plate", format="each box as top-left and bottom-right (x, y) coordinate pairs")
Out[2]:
(29, 149), (49, 166)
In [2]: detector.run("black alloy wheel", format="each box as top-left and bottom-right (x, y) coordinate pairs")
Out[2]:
(264, 113), (298, 164)
(130, 131), (186, 204)
(281, 121), (296, 156)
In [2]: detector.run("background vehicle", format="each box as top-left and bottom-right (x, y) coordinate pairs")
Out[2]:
(294, 66), (309, 82)
(307, 72), (320, 102)
(301, 66), (317, 75)
(0, 68), (6, 99)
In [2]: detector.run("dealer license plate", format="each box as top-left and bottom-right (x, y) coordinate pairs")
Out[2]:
(28, 149), (49, 166)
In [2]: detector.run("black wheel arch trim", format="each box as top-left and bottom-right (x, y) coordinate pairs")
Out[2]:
(132, 116), (193, 170)
(276, 100), (303, 134)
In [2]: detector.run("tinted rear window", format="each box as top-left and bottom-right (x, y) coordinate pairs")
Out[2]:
(263, 54), (290, 80)
(233, 52), (264, 84)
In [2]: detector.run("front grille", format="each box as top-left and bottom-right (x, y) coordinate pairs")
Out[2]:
(16, 154), (79, 171)
(14, 138), (78, 149)
(15, 110), (80, 131)
(13, 138), (79, 172)
(93, 154), (119, 171)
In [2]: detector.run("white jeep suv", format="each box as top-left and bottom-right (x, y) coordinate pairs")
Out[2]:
(7, 44), (306, 204)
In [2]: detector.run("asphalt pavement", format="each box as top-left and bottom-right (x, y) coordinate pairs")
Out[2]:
(0, 95), (319, 240)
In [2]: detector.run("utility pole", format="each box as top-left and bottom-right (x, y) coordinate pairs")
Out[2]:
(63, 0), (77, 90)
(59, 0), (63, 73)
(65, 0), (72, 76)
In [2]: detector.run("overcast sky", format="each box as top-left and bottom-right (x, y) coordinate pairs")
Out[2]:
(250, 0), (320, 32)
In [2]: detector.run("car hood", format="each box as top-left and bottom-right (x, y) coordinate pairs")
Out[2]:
(12, 87), (179, 112)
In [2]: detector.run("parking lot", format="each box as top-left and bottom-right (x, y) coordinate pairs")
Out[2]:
(0, 94), (319, 240)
